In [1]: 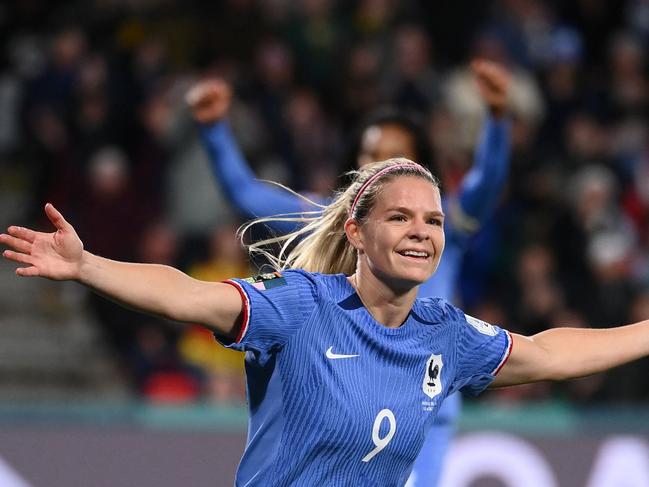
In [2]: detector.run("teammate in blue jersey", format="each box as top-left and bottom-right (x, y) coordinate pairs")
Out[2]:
(5, 159), (649, 486)
(187, 60), (511, 486)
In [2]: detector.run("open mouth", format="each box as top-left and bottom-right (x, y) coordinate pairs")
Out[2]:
(397, 250), (431, 261)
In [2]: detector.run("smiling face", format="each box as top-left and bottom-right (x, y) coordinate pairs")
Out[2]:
(346, 175), (445, 293)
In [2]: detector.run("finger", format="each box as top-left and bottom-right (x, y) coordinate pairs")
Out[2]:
(16, 266), (40, 277)
(0, 233), (32, 254)
(2, 249), (34, 266)
(44, 203), (71, 232)
(6, 226), (38, 243)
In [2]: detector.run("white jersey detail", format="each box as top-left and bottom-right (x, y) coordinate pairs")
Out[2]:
(325, 346), (359, 359)
(464, 314), (498, 336)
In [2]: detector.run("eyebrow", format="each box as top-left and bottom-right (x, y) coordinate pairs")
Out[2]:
(385, 206), (445, 218)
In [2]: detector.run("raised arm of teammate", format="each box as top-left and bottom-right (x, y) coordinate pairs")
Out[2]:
(0, 204), (244, 338)
(450, 60), (512, 234)
(187, 80), (325, 234)
(189, 61), (511, 238)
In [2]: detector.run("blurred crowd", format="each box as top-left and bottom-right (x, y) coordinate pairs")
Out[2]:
(1, 0), (649, 405)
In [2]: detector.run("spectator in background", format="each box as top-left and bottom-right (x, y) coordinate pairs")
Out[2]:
(537, 26), (585, 157)
(386, 24), (441, 114)
(26, 106), (77, 222)
(283, 86), (342, 192)
(341, 41), (385, 124)
(568, 164), (638, 324)
(130, 220), (200, 402)
(26, 27), (86, 115)
(78, 147), (158, 379)
(76, 146), (150, 261)
(284, 0), (343, 96)
(607, 32), (648, 118)
(510, 243), (565, 336)
(179, 222), (249, 404)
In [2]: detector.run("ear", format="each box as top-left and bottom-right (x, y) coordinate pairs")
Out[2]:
(344, 217), (364, 252)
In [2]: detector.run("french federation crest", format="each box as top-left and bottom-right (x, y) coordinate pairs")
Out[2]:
(422, 353), (444, 399)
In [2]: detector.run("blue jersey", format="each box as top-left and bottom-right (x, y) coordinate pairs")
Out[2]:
(220, 270), (512, 486)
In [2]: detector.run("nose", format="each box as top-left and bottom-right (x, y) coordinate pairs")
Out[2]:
(408, 218), (430, 241)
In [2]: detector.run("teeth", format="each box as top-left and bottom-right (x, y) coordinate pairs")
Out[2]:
(402, 250), (429, 258)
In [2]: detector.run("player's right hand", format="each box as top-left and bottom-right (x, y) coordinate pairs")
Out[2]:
(186, 79), (233, 124)
(1, 203), (84, 281)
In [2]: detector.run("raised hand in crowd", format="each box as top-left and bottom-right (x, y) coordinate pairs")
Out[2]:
(471, 59), (511, 119)
(186, 78), (233, 124)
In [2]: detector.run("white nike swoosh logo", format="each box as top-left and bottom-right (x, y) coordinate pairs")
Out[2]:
(325, 346), (359, 359)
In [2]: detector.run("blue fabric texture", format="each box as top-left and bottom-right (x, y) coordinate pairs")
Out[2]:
(217, 270), (511, 486)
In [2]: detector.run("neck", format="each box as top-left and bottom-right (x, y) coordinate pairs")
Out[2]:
(349, 269), (418, 329)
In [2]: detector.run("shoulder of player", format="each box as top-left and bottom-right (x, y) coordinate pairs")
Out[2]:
(284, 269), (341, 285)
(414, 296), (458, 323)
(237, 269), (375, 307)
(302, 271), (351, 300)
(415, 298), (496, 331)
(254, 269), (345, 299)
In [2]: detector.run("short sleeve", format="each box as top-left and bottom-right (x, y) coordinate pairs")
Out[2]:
(218, 269), (319, 353)
(450, 312), (513, 396)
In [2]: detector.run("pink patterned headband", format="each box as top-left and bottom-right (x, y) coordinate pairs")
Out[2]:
(349, 162), (430, 217)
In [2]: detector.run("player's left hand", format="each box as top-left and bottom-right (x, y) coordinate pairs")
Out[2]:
(471, 59), (511, 119)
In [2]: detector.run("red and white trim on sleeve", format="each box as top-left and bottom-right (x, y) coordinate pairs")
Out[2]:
(223, 280), (250, 343)
(492, 330), (513, 375)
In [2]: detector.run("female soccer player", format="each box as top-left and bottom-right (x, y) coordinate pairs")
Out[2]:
(187, 59), (511, 486)
(3, 159), (649, 486)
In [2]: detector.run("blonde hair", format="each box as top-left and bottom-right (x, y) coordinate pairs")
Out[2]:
(240, 158), (438, 275)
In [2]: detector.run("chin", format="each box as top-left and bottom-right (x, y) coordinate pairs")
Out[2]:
(388, 272), (432, 292)
(403, 266), (435, 284)
(370, 261), (435, 292)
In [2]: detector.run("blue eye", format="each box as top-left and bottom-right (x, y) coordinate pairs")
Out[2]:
(389, 214), (407, 222)
(428, 218), (443, 226)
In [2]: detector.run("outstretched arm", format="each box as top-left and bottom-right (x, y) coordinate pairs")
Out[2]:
(493, 322), (649, 387)
(451, 60), (512, 233)
(187, 80), (325, 233)
(1, 204), (244, 338)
